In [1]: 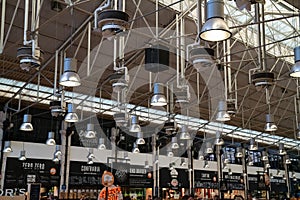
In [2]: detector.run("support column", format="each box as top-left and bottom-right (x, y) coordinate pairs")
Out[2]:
(216, 145), (223, 199)
(284, 155), (291, 199)
(187, 139), (194, 195)
(242, 147), (248, 199)
(152, 134), (157, 197)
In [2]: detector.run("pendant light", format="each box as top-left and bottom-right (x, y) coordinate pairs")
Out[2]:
(132, 143), (140, 153)
(228, 168), (233, 175)
(249, 138), (258, 151)
(203, 160), (209, 168)
(129, 115), (141, 133)
(215, 131), (224, 146)
(87, 149), (95, 159)
(179, 125), (191, 140)
(85, 123), (96, 138)
(235, 147), (243, 158)
(46, 131), (56, 145)
(65, 103), (79, 122)
(171, 137), (179, 149)
(264, 114), (277, 132)
(261, 149), (268, 161)
(198, 150), (204, 160)
(98, 138), (106, 150)
(144, 160), (149, 169)
(248, 155), (254, 166)
(136, 132), (145, 145)
(54, 145), (62, 156)
(3, 141), (12, 153)
(19, 150), (26, 161)
(285, 155), (291, 165)
(180, 158), (187, 166)
(124, 151), (129, 160)
(216, 100), (230, 122)
(59, 58), (81, 87)
(53, 154), (60, 163)
(167, 146), (174, 157)
(290, 46), (300, 77)
(278, 143), (286, 155)
(205, 142), (213, 154)
(151, 83), (167, 106)
(199, 0), (232, 42)
(223, 151), (229, 164)
(20, 114), (33, 131)
(87, 157), (93, 165)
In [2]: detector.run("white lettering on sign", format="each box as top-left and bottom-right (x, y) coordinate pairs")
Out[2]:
(0, 188), (26, 196)
(81, 165), (101, 173)
(130, 168), (146, 174)
(22, 162), (45, 170)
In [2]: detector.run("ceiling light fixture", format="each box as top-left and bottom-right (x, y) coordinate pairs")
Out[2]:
(129, 115), (141, 133)
(151, 83), (167, 106)
(46, 131), (56, 145)
(264, 114), (277, 132)
(204, 160), (209, 168)
(285, 155), (291, 165)
(278, 143), (286, 155)
(223, 151), (230, 164)
(59, 58), (81, 87)
(54, 145), (62, 156)
(20, 114), (33, 131)
(50, 100), (65, 117)
(124, 151), (129, 160)
(3, 141), (12, 153)
(85, 123), (96, 138)
(136, 132), (145, 145)
(249, 138), (258, 151)
(53, 154), (60, 163)
(19, 150), (26, 161)
(206, 142), (214, 154)
(87, 157), (93, 165)
(199, 0), (232, 42)
(87, 149), (95, 159)
(180, 158), (187, 166)
(179, 125), (191, 140)
(171, 137), (179, 149)
(248, 155), (254, 166)
(167, 146), (174, 157)
(98, 138), (106, 150)
(216, 100), (230, 122)
(290, 46), (300, 77)
(215, 131), (224, 146)
(198, 151), (204, 160)
(235, 147), (243, 158)
(145, 160), (149, 169)
(261, 150), (269, 161)
(228, 168), (233, 175)
(132, 143), (140, 153)
(65, 103), (79, 123)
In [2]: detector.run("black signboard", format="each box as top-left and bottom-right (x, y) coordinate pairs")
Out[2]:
(194, 170), (218, 189)
(159, 168), (189, 189)
(68, 161), (107, 187)
(270, 177), (287, 192)
(223, 172), (245, 190)
(248, 174), (267, 191)
(4, 158), (60, 189)
(112, 162), (153, 188)
(29, 183), (41, 200)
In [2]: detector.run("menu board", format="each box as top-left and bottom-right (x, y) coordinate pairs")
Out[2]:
(4, 158), (60, 189)
(68, 161), (107, 187)
(248, 174), (267, 191)
(194, 170), (218, 189)
(112, 163), (153, 187)
(223, 172), (245, 190)
(28, 183), (41, 200)
(159, 168), (189, 189)
(270, 177), (287, 192)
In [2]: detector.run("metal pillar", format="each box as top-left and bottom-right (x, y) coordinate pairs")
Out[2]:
(284, 155), (291, 198)
(216, 145), (223, 199)
(242, 147), (249, 199)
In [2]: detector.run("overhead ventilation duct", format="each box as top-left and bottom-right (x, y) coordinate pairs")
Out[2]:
(17, 0), (44, 71)
(94, 0), (129, 39)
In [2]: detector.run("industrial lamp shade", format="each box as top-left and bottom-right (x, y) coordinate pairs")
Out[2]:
(167, 146), (174, 157)
(264, 114), (277, 132)
(87, 158), (93, 165)
(290, 46), (300, 77)
(171, 137), (179, 149)
(19, 151), (26, 161)
(235, 147), (243, 158)
(285, 155), (291, 164)
(151, 83), (167, 106)
(145, 161), (149, 169)
(54, 145), (62, 156)
(248, 155), (254, 166)
(216, 100), (230, 122)
(278, 143), (286, 155)
(179, 125), (191, 140)
(249, 138), (258, 151)
(59, 58), (81, 87)
(3, 141), (12, 153)
(20, 114), (33, 131)
(85, 123), (96, 138)
(53, 154), (60, 163)
(98, 138), (106, 150)
(198, 151), (204, 160)
(129, 115), (141, 133)
(19, 150), (26, 161)
(199, 0), (232, 42)
(261, 150), (269, 161)
(205, 142), (213, 154)
(46, 131), (56, 145)
(65, 103), (79, 123)
(132, 143), (140, 153)
(215, 131), (224, 146)
(46, 131), (56, 146)
(136, 132), (145, 145)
